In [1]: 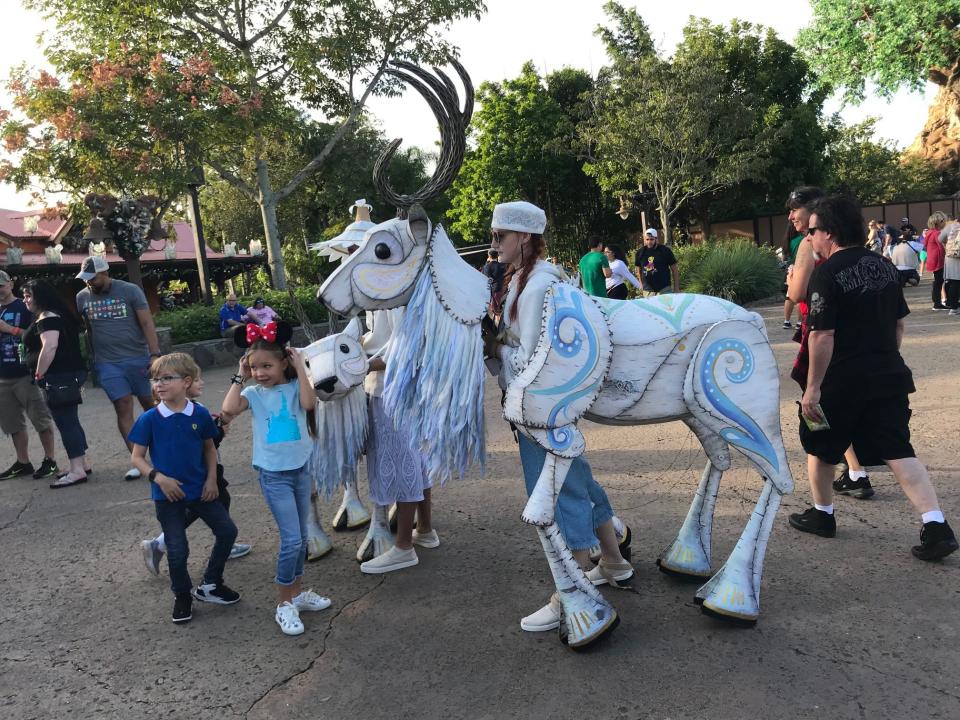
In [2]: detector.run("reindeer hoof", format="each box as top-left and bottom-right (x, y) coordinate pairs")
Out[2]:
(356, 532), (394, 563)
(696, 572), (759, 625)
(656, 557), (712, 583)
(306, 534), (333, 561)
(333, 500), (371, 531)
(700, 603), (758, 627)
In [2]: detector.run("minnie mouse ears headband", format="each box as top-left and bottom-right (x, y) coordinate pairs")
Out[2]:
(233, 320), (293, 348)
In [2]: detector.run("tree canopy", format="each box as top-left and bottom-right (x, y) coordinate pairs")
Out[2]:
(799, 0), (960, 99)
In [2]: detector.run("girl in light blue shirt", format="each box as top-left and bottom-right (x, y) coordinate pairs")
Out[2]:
(222, 321), (332, 636)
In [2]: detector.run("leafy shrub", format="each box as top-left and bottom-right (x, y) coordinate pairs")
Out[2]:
(675, 238), (782, 305)
(155, 286), (327, 344)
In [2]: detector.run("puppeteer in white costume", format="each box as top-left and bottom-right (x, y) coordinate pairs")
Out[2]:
(315, 58), (793, 650)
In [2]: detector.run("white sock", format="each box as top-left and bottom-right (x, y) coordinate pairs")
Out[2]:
(155, 533), (166, 553)
(814, 503), (834, 515)
(921, 510), (945, 525)
(848, 470), (867, 481)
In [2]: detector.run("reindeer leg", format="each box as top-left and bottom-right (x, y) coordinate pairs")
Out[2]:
(332, 473), (371, 531)
(357, 504), (395, 563)
(522, 436), (618, 649)
(696, 480), (782, 625)
(658, 461), (722, 580)
(305, 492), (333, 561)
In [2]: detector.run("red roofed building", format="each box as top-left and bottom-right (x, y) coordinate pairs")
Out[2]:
(1, 211), (265, 312)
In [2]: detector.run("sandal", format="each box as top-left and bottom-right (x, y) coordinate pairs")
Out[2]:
(50, 472), (87, 489)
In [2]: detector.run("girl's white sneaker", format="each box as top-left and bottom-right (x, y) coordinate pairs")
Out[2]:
(292, 589), (332, 612)
(275, 601), (304, 635)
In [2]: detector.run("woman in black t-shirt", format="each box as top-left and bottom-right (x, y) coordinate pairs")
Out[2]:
(21, 280), (90, 488)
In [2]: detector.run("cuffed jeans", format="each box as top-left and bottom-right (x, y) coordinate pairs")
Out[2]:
(155, 498), (237, 594)
(518, 434), (614, 550)
(45, 370), (88, 459)
(258, 464), (311, 585)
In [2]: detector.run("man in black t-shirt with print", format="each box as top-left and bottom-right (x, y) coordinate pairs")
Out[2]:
(634, 229), (678, 295)
(790, 195), (957, 561)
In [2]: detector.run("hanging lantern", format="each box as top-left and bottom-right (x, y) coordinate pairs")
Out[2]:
(616, 196), (631, 221)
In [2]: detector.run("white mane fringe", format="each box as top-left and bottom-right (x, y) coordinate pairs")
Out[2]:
(382, 255), (486, 485)
(309, 384), (369, 497)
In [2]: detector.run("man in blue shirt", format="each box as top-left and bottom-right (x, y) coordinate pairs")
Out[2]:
(218, 293), (247, 337)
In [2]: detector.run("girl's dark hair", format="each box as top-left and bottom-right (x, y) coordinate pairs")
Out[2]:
(21, 280), (79, 329)
(808, 195), (866, 248)
(605, 244), (626, 263)
(504, 233), (546, 322)
(785, 185), (825, 210)
(233, 321), (316, 437)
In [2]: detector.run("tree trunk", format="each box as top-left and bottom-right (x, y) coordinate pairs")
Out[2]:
(125, 256), (143, 289)
(905, 73), (960, 173)
(255, 159), (287, 290)
(658, 204), (672, 246)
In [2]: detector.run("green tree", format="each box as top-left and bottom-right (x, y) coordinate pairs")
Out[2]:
(584, 6), (774, 245)
(447, 63), (619, 263)
(23, 0), (485, 289)
(823, 119), (942, 204)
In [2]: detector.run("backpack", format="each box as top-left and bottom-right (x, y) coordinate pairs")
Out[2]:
(945, 224), (960, 259)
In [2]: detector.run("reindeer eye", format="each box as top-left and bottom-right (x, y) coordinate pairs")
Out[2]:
(374, 242), (391, 260)
(339, 344), (350, 353)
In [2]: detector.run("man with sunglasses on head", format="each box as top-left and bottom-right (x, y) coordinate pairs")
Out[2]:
(75, 256), (161, 480)
(790, 194), (957, 561)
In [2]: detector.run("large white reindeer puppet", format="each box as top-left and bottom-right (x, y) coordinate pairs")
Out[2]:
(319, 62), (793, 650)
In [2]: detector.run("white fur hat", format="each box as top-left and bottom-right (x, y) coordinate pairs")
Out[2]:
(491, 201), (546, 234)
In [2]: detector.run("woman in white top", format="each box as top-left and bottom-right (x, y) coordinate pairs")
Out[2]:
(603, 244), (642, 299)
(485, 200), (633, 634)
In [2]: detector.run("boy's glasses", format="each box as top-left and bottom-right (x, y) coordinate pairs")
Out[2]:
(150, 375), (184, 385)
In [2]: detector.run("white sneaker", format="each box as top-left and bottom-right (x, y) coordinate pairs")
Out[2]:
(275, 601), (304, 635)
(520, 594), (560, 632)
(412, 528), (440, 548)
(292, 589), (331, 612)
(360, 545), (418, 574)
(140, 539), (163, 576)
(229, 543), (252, 559)
(125, 467), (142, 481)
(585, 559), (635, 588)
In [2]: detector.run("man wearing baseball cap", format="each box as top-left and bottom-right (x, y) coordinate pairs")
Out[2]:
(0, 269), (59, 481)
(75, 257), (161, 480)
(634, 228), (679, 295)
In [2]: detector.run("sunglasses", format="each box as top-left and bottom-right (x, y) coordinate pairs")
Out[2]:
(490, 230), (513, 243)
(807, 226), (826, 236)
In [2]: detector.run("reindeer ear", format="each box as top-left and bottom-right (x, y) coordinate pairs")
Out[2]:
(407, 204), (431, 246)
(274, 321), (294, 345)
(343, 317), (363, 339)
(233, 325), (251, 348)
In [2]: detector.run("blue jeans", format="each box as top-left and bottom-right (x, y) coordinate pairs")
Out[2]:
(518, 434), (614, 550)
(45, 370), (88, 459)
(155, 498), (237, 594)
(258, 465), (311, 585)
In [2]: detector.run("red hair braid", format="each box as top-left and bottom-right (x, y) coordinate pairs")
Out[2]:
(505, 233), (545, 322)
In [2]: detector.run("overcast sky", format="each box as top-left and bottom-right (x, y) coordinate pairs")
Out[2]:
(0, 0), (937, 210)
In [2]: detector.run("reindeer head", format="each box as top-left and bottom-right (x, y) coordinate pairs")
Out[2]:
(299, 318), (368, 401)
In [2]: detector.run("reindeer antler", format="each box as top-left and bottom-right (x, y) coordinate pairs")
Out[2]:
(373, 59), (474, 215)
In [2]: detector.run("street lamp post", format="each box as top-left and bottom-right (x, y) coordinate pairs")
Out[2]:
(186, 165), (213, 304)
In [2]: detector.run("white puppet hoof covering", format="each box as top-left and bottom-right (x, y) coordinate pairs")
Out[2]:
(558, 589), (620, 649)
(657, 523), (712, 580)
(305, 494), (334, 561)
(357, 505), (395, 563)
(695, 563), (759, 625)
(333, 496), (371, 530)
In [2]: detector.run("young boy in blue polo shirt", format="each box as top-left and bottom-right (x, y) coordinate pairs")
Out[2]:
(129, 352), (241, 624)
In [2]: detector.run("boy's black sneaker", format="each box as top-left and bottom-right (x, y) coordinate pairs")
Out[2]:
(172, 592), (193, 624)
(32, 457), (58, 480)
(192, 582), (240, 605)
(788, 507), (837, 538)
(833, 470), (875, 499)
(911, 521), (959, 562)
(0, 461), (34, 481)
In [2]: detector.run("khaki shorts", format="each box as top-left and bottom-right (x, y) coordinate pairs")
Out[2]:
(0, 375), (54, 436)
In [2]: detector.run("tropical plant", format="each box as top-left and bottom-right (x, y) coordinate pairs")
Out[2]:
(676, 239), (782, 304)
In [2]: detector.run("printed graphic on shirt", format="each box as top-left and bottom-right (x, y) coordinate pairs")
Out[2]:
(832, 255), (900, 294)
(643, 256), (657, 274)
(266, 393), (301, 444)
(84, 297), (130, 322)
(1, 309), (23, 366)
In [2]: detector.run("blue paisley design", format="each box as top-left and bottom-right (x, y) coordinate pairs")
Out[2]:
(700, 339), (779, 471)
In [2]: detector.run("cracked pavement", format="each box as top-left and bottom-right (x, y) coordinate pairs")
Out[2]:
(0, 283), (957, 719)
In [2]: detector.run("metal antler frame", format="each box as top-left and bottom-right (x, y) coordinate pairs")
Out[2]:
(373, 59), (474, 214)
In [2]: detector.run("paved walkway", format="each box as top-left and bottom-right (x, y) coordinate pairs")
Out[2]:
(1, 281), (958, 719)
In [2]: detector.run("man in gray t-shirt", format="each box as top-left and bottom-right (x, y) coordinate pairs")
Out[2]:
(76, 256), (161, 479)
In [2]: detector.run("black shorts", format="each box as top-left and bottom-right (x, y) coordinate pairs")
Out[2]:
(799, 392), (915, 466)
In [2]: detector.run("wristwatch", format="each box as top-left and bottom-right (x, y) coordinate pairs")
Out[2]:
(148, 469), (158, 482)
(230, 373), (246, 385)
